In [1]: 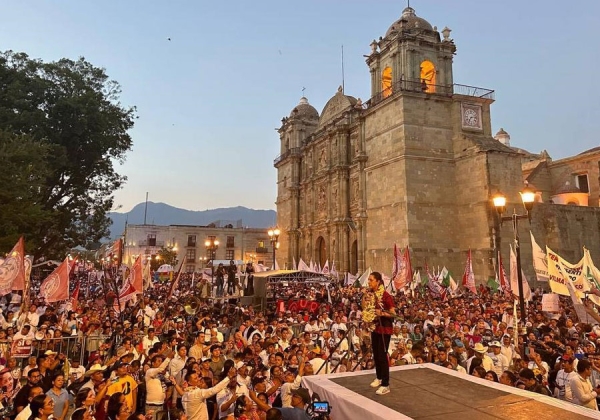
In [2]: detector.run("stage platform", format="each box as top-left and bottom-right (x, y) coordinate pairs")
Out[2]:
(302, 364), (600, 420)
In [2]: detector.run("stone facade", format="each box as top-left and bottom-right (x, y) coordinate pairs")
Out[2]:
(274, 7), (600, 284)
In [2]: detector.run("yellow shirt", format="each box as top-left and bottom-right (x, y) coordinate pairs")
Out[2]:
(107, 375), (138, 410)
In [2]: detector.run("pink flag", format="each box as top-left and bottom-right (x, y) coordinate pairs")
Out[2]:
(40, 258), (70, 302)
(0, 237), (25, 294)
(462, 249), (477, 294)
(322, 260), (330, 275)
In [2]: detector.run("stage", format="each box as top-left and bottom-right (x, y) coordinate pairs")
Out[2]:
(301, 364), (600, 419)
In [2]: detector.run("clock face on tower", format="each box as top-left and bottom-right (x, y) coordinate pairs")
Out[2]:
(461, 103), (483, 131)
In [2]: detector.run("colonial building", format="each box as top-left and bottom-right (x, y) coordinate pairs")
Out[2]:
(274, 7), (600, 282)
(122, 223), (272, 272)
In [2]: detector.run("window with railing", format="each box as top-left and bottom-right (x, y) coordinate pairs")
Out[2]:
(187, 235), (196, 247)
(225, 250), (234, 260)
(226, 236), (235, 248)
(147, 234), (156, 247)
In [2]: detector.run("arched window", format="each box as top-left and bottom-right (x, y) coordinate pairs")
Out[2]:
(420, 60), (436, 93)
(382, 66), (393, 98)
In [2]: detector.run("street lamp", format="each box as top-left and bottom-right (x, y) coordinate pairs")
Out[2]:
(268, 227), (280, 270)
(198, 256), (207, 269)
(492, 182), (536, 327)
(205, 238), (219, 286)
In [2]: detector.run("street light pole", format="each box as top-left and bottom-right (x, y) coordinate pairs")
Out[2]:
(205, 238), (219, 291)
(493, 183), (536, 326)
(268, 227), (280, 270)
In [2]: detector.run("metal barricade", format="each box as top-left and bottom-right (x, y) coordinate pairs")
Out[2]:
(28, 336), (85, 363)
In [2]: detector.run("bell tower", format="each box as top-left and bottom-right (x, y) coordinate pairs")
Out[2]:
(366, 7), (456, 97)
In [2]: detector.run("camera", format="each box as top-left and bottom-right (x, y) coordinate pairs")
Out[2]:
(312, 401), (330, 414)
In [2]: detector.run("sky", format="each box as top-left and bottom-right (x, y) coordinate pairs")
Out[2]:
(1, 1), (598, 213)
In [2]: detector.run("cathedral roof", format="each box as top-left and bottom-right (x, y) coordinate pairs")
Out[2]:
(318, 87), (357, 129)
(579, 146), (600, 155)
(385, 7), (434, 38)
(289, 97), (319, 120)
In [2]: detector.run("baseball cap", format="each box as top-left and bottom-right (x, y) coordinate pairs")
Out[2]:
(292, 388), (311, 404)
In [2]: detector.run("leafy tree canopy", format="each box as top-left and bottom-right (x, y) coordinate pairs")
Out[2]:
(0, 51), (136, 260)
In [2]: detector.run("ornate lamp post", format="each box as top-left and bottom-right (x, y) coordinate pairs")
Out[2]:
(268, 227), (280, 270)
(492, 183), (536, 326)
(205, 238), (219, 286)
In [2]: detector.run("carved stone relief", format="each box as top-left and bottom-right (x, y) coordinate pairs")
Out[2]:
(351, 178), (359, 203)
(318, 184), (327, 213)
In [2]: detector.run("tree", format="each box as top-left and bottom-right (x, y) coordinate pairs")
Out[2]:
(150, 247), (179, 271)
(0, 51), (136, 259)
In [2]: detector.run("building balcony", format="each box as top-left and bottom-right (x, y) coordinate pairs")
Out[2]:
(274, 147), (301, 165)
(365, 78), (494, 109)
(256, 247), (269, 254)
(132, 240), (165, 247)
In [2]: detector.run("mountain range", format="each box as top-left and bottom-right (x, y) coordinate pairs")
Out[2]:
(108, 202), (276, 239)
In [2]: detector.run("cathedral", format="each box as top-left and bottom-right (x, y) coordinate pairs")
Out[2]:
(274, 7), (600, 283)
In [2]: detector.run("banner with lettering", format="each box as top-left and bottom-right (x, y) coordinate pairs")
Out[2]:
(546, 247), (588, 297)
(530, 232), (549, 282)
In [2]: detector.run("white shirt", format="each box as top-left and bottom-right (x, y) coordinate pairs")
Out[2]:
(182, 377), (230, 420)
(216, 383), (249, 418)
(487, 351), (509, 376)
(142, 335), (160, 352)
(146, 358), (171, 405)
(554, 369), (577, 401)
(570, 373), (599, 410)
(14, 404), (31, 420)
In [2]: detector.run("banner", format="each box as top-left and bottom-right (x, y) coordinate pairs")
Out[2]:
(541, 293), (559, 312)
(546, 247), (588, 297)
(39, 258), (70, 302)
(0, 237), (25, 296)
(530, 232), (549, 282)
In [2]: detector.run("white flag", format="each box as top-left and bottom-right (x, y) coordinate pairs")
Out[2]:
(509, 245), (532, 301)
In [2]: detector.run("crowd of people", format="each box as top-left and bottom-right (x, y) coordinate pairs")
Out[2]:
(0, 266), (598, 419)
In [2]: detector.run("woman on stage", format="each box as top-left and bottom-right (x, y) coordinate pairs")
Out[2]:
(362, 271), (396, 395)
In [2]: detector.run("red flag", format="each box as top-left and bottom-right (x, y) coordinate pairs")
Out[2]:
(462, 249), (477, 294)
(71, 281), (80, 311)
(168, 259), (185, 299)
(404, 247), (413, 288)
(40, 258), (70, 302)
(126, 256), (143, 294)
(114, 278), (137, 311)
(0, 237), (26, 295)
(498, 251), (510, 293)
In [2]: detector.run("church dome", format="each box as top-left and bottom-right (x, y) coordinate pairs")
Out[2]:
(385, 7), (434, 38)
(554, 181), (581, 195)
(290, 97), (319, 119)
